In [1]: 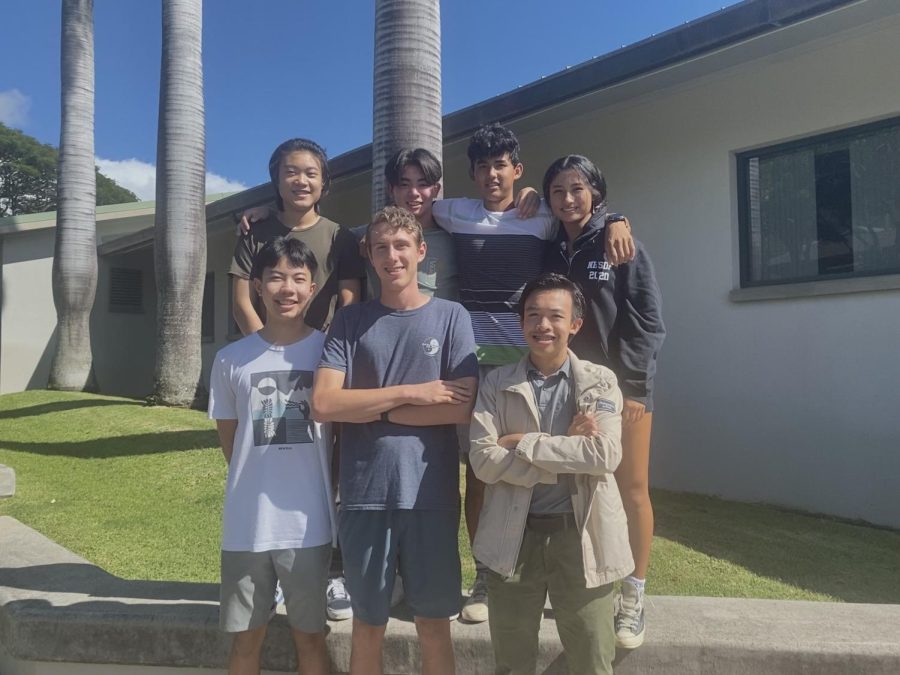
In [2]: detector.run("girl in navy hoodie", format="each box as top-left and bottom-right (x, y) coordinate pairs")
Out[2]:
(543, 155), (665, 651)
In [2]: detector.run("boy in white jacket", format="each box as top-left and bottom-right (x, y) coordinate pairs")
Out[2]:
(469, 272), (632, 675)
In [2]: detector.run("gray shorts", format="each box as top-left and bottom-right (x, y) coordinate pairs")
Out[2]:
(220, 544), (331, 633)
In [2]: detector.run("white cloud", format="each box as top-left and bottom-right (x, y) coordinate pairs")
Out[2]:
(95, 156), (248, 201)
(0, 89), (31, 127)
(205, 171), (247, 195)
(95, 157), (157, 200)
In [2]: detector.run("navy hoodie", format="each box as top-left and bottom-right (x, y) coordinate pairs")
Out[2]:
(544, 213), (665, 408)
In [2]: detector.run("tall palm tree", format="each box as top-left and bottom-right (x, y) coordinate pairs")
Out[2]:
(152, 0), (206, 406)
(371, 0), (442, 210)
(49, 0), (97, 391)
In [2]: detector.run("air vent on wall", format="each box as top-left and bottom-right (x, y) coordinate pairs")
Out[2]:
(109, 267), (143, 313)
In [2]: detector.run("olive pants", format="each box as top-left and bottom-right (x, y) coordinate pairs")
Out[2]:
(486, 525), (615, 675)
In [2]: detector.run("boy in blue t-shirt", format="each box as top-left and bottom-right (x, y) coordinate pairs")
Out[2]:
(313, 206), (478, 675)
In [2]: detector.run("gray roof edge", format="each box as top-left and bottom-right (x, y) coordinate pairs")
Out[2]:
(441, 0), (861, 139)
(306, 0), (863, 179)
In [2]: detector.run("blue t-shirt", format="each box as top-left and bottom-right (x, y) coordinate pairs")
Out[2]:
(319, 297), (478, 511)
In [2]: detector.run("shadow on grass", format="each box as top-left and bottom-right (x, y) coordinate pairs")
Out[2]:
(0, 430), (219, 458)
(0, 397), (141, 420)
(652, 489), (900, 604)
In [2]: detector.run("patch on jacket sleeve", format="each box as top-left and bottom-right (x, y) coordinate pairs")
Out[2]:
(594, 398), (617, 414)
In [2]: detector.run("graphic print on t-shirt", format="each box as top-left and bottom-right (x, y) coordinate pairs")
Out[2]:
(250, 370), (315, 447)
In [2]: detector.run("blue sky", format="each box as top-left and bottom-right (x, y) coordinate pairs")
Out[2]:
(1, 0), (735, 199)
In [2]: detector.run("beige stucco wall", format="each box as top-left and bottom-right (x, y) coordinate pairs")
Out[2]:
(0, 204), (162, 396)
(506, 14), (900, 526)
(0, 230), (58, 393)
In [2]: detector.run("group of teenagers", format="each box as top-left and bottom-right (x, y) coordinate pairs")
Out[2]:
(209, 122), (666, 675)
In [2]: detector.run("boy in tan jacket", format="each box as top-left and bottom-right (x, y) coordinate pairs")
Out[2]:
(469, 272), (633, 675)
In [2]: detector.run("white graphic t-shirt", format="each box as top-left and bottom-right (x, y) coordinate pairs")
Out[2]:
(208, 331), (335, 552)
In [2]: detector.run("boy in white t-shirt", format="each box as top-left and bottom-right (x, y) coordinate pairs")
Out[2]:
(209, 237), (336, 675)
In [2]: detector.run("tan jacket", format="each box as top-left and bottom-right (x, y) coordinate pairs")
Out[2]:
(470, 351), (634, 587)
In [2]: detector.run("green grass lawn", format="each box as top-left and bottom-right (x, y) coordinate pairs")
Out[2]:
(1, 390), (898, 603)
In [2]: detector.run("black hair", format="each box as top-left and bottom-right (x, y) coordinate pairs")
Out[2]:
(518, 272), (586, 322)
(267, 138), (330, 212)
(384, 148), (443, 187)
(542, 154), (607, 213)
(466, 123), (521, 175)
(250, 236), (319, 281)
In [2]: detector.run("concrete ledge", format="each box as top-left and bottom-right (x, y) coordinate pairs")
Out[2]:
(2, 516), (900, 674)
(0, 465), (15, 498)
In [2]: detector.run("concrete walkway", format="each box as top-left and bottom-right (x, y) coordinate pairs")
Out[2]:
(1, 516), (899, 674)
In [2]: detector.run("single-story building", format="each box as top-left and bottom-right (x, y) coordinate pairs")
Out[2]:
(1, 0), (897, 527)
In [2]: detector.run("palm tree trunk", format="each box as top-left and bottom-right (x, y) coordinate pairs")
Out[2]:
(372, 0), (442, 211)
(152, 0), (206, 406)
(49, 0), (97, 391)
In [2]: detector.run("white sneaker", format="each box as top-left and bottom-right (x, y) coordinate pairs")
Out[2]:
(615, 581), (645, 649)
(460, 572), (488, 623)
(326, 577), (352, 621)
(274, 582), (284, 606)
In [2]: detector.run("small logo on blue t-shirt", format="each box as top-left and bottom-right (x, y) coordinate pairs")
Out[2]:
(422, 338), (440, 356)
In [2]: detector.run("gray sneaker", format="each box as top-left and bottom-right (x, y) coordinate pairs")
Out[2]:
(615, 581), (645, 649)
(326, 577), (352, 621)
(460, 572), (489, 623)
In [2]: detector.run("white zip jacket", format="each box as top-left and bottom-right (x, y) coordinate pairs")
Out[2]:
(469, 350), (634, 587)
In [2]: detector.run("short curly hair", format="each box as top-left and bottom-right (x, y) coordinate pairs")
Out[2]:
(466, 123), (521, 175)
(364, 206), (424, 252)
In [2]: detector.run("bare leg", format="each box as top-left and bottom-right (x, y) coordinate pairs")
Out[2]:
(291, 628), (329, 675)
(350, 617), (386, 675)
(416, 616), (455, 675)
(228, 624), (267, 675)
(615, 412), (654, 578)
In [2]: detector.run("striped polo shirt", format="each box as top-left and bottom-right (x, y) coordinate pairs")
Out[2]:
(432, 198), (555, 365)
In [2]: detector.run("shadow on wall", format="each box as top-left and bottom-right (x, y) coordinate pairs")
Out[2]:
(652, 489), (900, 605)
(0, 429), (219, 459)
(25, 326), (56, 391)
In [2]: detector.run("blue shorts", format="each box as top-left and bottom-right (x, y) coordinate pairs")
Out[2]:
(339, 509), (461, 625)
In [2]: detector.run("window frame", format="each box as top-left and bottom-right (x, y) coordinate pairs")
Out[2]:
(737, 114), (900, 289)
